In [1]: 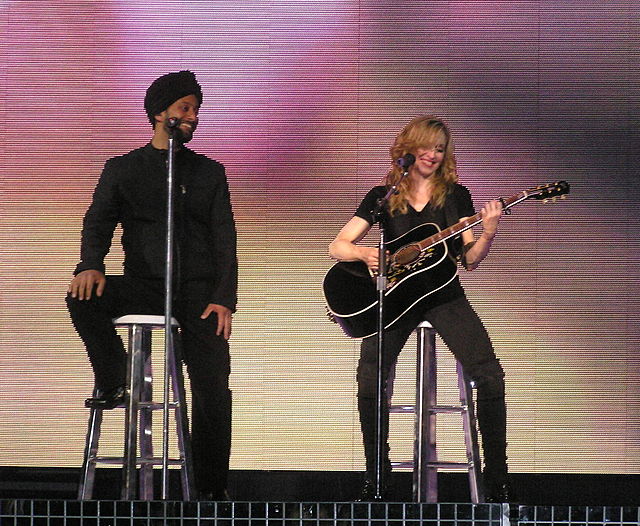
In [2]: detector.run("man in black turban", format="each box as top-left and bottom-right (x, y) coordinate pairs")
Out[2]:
(67, 70), (238, 500)
(144, 70), (203, 124)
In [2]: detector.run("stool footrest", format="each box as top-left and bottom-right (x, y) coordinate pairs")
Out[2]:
(389, 405), (415, 413)
(429, 404), (467, 414)
(391, 460), (475, 470)
(138, 401), (180, 410)
(428, 461), (472, 469)
(91, 456), (185, 466)
(390, 404), (468, 414)
(391, 461), (414, 469)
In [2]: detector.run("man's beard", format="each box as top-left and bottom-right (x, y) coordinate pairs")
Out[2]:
(175, 127), (193, 144)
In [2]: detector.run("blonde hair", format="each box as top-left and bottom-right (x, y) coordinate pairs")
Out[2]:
(386, 115), (458, 215)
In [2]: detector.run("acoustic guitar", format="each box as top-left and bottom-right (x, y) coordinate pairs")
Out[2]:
(323, 181), (570, 338)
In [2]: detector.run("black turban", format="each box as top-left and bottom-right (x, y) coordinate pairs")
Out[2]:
(144, 70), (203, 125)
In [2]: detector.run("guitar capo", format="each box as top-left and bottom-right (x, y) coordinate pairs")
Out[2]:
(499, 197), (511, 215)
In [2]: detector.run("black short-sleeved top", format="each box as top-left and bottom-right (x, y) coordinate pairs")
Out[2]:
(354, 183), (476, 308)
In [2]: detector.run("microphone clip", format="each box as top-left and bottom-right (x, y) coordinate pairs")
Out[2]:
(395, 153), (416, 171)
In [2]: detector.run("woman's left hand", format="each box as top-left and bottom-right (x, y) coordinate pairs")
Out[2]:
(480, 200), (503, 238)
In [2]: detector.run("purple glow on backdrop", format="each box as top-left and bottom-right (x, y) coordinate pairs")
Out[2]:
(0, 0), (638, 472)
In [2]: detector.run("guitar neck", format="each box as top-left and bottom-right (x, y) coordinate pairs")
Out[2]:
(415, 190), (531, 251)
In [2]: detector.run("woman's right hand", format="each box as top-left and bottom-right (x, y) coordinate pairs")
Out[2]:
(358, 246), (380, 273)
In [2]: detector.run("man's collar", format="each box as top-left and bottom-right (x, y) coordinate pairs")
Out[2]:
(145, 142), (189, 156)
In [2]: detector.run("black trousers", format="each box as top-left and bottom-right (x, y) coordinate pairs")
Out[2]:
(357, 295), (508, 485)
(66, 275), (232, 496)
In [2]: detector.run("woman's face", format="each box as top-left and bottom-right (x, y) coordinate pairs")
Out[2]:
(411, 141), (446, 179)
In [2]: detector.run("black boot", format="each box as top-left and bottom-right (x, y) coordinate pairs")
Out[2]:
(358, 477), (391, 501)
(84, 385), (126, 409)
(192, 389), (232, 499)
(482, 448), (513, 502)
(477, 397), (514, 502)
(482, 454), (513, 502)
(357, 441), (393, 501)
(484, 479), (513, 503)
(357, 396), (393, 501)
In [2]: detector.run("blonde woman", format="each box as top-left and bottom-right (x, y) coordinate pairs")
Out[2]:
(329, 116), (511, 502)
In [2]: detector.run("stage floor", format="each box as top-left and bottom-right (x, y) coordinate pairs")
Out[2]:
(2, 500), (640, 525)
(1, 468), (639, 525)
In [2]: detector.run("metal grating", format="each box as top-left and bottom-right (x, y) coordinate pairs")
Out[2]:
(2, 500), (639, 525)
(0, 500), (506, 525)
(517, 505), (640, 526)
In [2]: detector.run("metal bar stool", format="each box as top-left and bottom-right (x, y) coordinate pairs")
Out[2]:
(78, 315), (195, 501)
(389, 320), (484, 503)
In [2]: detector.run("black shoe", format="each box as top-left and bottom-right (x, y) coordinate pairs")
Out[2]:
(198, 489), (230, 501)
(84, 385), (126, 409)
(356, 478), (392, 501)
(485, 482), (515, 503)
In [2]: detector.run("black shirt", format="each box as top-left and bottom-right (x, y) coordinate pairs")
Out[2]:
(74, 143), (238, 311)
(353, 183), (475, 308)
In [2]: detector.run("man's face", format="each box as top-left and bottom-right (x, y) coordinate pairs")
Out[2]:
(159, 94), (199, 143)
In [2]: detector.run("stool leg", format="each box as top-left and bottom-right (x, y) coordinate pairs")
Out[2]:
(78, 405), (103, 500)
(169, 332), (196, 500)
(138, 328), (154, 501)
(457, 362), (484, 503)
(122, 323), (144, 500)
(415, 325), (438, 503)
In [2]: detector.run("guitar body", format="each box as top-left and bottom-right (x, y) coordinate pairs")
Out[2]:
(323, 223), (458, 338)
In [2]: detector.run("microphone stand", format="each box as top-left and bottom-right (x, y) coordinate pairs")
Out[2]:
(371, 168), (409, 500)
(161, 120), (178, 500)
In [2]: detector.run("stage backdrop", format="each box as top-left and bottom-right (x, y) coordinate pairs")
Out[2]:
(1, 0), (638, 474)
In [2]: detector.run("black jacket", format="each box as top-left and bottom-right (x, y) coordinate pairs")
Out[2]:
(75, 143), (238, 311)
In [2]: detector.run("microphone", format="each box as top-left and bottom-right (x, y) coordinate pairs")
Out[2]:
(395, 153), (416, 170)
(167, 117), (181, 128)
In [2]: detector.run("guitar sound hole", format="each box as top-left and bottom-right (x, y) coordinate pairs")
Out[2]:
(393, 244), (421, 266)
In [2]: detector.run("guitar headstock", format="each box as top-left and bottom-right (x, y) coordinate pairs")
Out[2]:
(528, 181), (570, 201)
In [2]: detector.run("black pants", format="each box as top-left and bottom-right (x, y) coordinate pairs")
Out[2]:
(357, 295), (508, 486)
(66, 275), (232, 496)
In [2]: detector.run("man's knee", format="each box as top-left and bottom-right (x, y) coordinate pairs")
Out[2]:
(65, 291), (80, 312)
(65, 292), (95, 324)
(185, 350), (231, 394)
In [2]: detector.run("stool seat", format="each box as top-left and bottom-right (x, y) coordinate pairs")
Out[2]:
(113, 315), (179, 327)
(78, 315), (194, 501)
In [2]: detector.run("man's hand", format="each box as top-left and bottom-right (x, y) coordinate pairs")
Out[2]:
(201, 303), (233, 340)
(68, 270), (106, 300)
